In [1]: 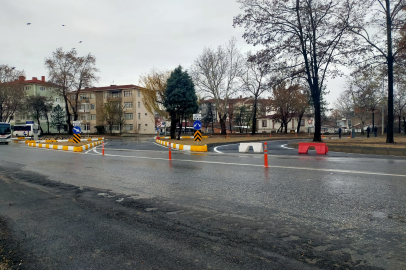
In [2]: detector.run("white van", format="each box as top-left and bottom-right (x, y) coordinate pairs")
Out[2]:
(0, 122), (12, 144)
(13, 122), (41, 137)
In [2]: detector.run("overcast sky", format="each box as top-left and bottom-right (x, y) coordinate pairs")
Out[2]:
(0, 0), (347, 106)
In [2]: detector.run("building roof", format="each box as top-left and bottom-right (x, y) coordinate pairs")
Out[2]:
(79, 84), (144, 92)
(12, 76), (60, 87)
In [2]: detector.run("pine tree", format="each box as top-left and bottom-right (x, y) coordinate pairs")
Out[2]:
(164, 66), (199, 139)
(50, 104), (65, 133)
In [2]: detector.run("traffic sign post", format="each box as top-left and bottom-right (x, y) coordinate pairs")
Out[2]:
(194, 130), (202, 143)
(72, 126), (81, 144)
(193, 120), (202, 130)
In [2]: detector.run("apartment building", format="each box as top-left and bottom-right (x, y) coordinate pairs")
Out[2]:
(10, 76), (66, 133)
(70, 84), (155, 134)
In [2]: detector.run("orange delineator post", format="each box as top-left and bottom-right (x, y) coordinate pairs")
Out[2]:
(264, 142), (269, 168)
(169, 142), (172, 160)
(102, 141), (105, 156)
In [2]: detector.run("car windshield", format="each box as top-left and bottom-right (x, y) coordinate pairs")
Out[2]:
(14, 125), (31, 131)
(0, 124), (11, 135)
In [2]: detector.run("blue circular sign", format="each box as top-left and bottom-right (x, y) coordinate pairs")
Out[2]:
(193, 120), (202, 130)
(73, 126), (82, 134)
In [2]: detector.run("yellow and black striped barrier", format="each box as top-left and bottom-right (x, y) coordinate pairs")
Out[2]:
(73, 134), (81, 143)
(194, 130), (202, 141)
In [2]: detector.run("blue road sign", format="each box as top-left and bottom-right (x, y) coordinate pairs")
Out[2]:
(193, 120), (202, 130)
(73, 126), (81, 134)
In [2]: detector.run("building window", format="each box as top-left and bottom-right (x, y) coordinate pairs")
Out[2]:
(137, 90), (140, 97)
(55, 97), (61, 102)
(71, 95), (76, 99)
(124, 102), (133, 108)
(112, 91), (120, 98)
(80, 94), (88, 100)
(138, 124), (141, 130)
(138, 113), (141, 119)
(40, 87), (45, 91)
(138, 102), (140, 108)
(262, 120), (267, 127)
(25, 86), (31, 90)
(300, 119), (305, 126)
(125, 124), (133, 131)
(91, 114), (96, 120)
(81, 124), (90, 131)
(90, 94), (95, 99)
(91, 104), (96, 110)
(123, 91), (132, 97)
(111, 125), (119, 131)
(124, 113), (133, 120)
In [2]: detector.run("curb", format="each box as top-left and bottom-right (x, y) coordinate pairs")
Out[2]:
(157, 136), (209, 139)
(27, 140), (103, 152)
(156, 139), (207, 152)
(24, 138), (104, 144)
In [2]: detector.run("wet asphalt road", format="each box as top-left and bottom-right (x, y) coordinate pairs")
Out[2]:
(0, 137), (405, 269)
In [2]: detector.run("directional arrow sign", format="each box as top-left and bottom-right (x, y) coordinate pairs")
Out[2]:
(73, 126), (82, 134)
(193, 120), (202, 130)
(194, 130), (202, 141)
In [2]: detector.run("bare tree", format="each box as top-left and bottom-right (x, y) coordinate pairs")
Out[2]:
(0, 65), (25, 122)
(139, 68), (171, 119)
(234, 0), (355, 141)
(271, 82), (307, 134)
(98, 99), (125, 135)
(240, 52), (270, 135)
(345, 69), (382, 133)
(25, 95), (53, 134)
(191, 37), (243, 135)
(45, 48), (99, 134)
(347, 0), (406, 142)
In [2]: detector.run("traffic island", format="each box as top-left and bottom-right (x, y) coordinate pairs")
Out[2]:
(288, 136), (406, 156)
(27, 140), (103, 153)
(156, 139), (207, 152)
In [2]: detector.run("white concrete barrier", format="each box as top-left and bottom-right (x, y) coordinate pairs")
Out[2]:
(239, 143), (263, 153)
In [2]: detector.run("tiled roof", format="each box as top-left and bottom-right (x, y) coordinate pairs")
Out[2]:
(80, 84), (144, 92)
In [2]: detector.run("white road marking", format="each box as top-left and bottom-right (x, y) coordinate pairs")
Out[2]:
(84, 152), (406, 178)
(214, 146), (223, 154)
(281, 144), (295, 150)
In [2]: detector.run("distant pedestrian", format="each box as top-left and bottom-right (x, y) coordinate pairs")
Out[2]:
(374, 126), (378, 137)
(338, 126), (342, 139)
(351, 128), (355, 138)
(366, 126), (370, 138)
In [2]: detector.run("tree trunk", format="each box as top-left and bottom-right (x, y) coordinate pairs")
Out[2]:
(177, 115), (183, 140)
(313, 93), (322, 142)
(170, 114), (177, 139)
(399, 115), (401, 133)
(64, 96), (73, 134)
(251, 96), (258, 135)
(297, 113), (304, 133)
(386, 0), (394, 143)
(360, 120), (365, 135)
(372, 110), (375, 130)
(403, 117), (406, 134)
(211, 117), (214, 134)
(220, 116), (226, 135)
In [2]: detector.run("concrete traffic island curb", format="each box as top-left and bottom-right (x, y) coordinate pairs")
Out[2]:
(27, 140), (104, 152)
(288, 142), (406, 157)
(156, 139), (208, 152)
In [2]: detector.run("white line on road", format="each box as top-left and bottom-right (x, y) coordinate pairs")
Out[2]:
(281, 144), (295, 150)
(84, 152), (406, 178)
